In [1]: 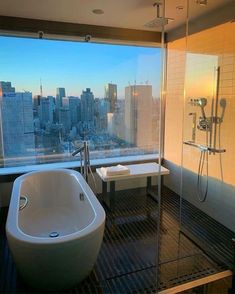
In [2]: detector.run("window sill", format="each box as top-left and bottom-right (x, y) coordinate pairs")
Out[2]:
(0, 154), (158, 177)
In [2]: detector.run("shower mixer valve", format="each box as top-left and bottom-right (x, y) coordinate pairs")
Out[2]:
(186, 66), (226, 203)
(197, 117), (211, 131)
(189, 97), (226, 131)
(189, 98), (211, 131)
(186, 96), (227, 155)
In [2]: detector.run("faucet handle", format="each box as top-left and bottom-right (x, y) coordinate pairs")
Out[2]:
(72, 145), (83, 156)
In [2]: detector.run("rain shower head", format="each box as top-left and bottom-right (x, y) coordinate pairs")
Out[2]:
(144, 2), (174, 28)
(144, 17), (173, 28)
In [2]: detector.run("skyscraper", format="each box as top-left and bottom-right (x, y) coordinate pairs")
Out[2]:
(68, 96), (80, 126)
(38, 97), (54, 127)
(56, 87), (66, 109)
(55, 88), (66, 123)
(59, 107), (71, 135)
(105, 83), (117, 113)
(94, 98), (108, 132)
(47, 96), (55, 122)
(0, 82), (35, 164)
(125, 84), (153, 150)
(110, 100), (125, 140)
(0, 81), (15, 96)
(33, 95), (41, 113)
(81, 88), (94, 123)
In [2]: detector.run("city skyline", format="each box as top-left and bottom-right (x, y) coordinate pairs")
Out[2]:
(0, 36), (161, 98)
(0, 80), (159, 167)
(2, 80), (159, 101)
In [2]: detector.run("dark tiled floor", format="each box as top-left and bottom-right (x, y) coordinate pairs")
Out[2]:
(0, 186), (232, 293)
(181, 198), (235, 269)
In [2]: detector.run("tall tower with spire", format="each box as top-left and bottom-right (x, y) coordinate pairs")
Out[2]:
(40, 78), (43, 97)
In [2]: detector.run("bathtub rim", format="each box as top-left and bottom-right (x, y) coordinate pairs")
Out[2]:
(6, 168), (106, 244)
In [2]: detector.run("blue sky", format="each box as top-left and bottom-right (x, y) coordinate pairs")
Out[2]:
(1, 36), (162, 98)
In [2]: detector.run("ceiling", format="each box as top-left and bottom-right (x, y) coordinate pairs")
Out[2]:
(0, 0), (232, 32)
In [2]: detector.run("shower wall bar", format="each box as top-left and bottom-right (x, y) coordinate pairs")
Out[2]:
(183, 141), (226, 154)
(187, 67), (226, 155)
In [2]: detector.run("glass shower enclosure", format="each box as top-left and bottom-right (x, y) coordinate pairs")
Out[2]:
(181, 0), (235, 270)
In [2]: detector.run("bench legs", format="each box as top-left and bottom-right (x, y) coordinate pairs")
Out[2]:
(102, 181), (116, 211)
(146, 176), (158, 201)
(110, 181), (116, 211)
(146, 176), (164, 202)
(101, 176), (164, 211)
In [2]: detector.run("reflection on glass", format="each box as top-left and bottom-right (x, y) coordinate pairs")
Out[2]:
(0, 37), (161, 167)
(181, 20), (235, 268)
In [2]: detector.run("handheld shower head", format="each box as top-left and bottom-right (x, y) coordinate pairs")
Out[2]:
(220, 98), (226, 122)
(220, 98), (226, 108)
(198, 98), (207, 119)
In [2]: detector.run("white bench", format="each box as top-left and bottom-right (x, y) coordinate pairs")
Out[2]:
(96, 162), (170, 211)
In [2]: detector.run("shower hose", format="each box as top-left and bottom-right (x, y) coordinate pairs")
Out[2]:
(197, 123), (224, 202)
(197, 146), (209, 202)
(197, 130), (209, 202)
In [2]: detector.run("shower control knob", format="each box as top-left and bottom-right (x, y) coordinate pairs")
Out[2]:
(197, 117), (211, 131)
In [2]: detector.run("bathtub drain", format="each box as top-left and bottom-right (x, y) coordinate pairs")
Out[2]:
(49, 232), (59, 238)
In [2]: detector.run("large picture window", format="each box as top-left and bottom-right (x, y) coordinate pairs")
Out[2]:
(0, 36), (161, 167)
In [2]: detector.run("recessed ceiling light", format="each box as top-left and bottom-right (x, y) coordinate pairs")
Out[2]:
(92, 9), (104, 15)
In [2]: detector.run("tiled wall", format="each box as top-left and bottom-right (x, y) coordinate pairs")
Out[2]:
(164, 38), (186, 167)
(164, 21), (235, 231)
(184, 23), (235, 186)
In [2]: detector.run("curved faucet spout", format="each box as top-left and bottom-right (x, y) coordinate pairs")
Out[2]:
(72, 141), (89, 182)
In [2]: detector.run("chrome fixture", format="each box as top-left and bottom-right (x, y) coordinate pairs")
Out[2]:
(188, 98), (211, 131)
(176, 5), (184, 10)
(185, 66), (226, 202)
(195, 0), (207, 6)
(92, 9), (104, 15)
(188, 112), (197, 142)
(144, 2), (174, 28)
(79, 193), (85, 201)
(188, 68), (226, 151)
(38, 31), (44, 39)
(49, 232), (59, 238)
(84, 35), (92, 42)
(219, 98), (226, 122)
(197, 98), (212, 131)
(72, 141), (96, 188)
(183, 141), (225, 154)
(72, 141), (90, 182)
(19, 195), (28, 210)
(198, 97), (207, 119)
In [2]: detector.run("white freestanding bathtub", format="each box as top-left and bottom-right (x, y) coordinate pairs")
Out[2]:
(6, 169), (106, 291)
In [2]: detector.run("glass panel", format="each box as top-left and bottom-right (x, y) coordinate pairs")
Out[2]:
(0, 30), (165, 293)
(0, 38), (161, 167)
(181, 0), (235, 269)
(158, 0), (190, 288)
(162, 0), (235, 291)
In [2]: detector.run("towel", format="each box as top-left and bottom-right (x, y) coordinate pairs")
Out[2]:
(101, 165), (130, 177)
